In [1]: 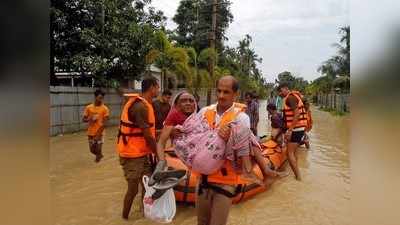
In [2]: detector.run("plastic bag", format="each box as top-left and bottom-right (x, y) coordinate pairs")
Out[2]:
(142, 175), (176, 223)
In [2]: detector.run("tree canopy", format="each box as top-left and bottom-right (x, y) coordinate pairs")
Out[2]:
(172, 0), (233, 53)
(275, 71), (309, 94)
(309, 26), (350, 95)
(50, 0), (166, 86)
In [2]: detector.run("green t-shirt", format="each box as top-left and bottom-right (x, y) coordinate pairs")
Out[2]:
(275, 96), (284, 113)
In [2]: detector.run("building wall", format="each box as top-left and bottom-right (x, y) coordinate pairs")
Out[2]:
(50, 86), (138, 136)
(133, 72), (162, 90)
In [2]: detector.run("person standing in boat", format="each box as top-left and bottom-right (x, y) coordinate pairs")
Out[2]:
(244, 91), (259, 136)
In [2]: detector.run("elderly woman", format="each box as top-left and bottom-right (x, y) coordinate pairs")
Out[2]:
(148, 91), (197, 190)
(156, 91), (197, 161)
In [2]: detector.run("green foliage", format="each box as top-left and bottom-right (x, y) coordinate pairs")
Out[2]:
(306, 76), (334, 95)
(172, 0), (233, 52)
(50, 0), (166, 86)
(320, 107), (348, 116)
(318, 26), (350, 78)
(146, 31), (191, 88)
(275, 71), (309, 93)
(217, 34), (269, 98)
(309, 26), (350, 95)
(185, 47), (218, 92)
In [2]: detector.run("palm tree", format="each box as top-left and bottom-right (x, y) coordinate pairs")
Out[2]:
(186, 47), (231, 104)
(185, 47), (213, 94)
(237, 34), (251, 74)
(146, 31), (190, 89)
(318, 26), (350, 93)
(237, 34), (262, 77)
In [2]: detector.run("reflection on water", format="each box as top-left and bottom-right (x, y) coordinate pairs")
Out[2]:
(51, 100), (350, 225)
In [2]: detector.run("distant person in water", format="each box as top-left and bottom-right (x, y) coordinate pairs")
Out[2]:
(244, 92), (259, 136)
(82, 89), (109, 163)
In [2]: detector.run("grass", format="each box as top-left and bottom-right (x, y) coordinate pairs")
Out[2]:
(319, 107), (349, 116)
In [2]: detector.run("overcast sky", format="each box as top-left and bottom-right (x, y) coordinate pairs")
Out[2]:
(150, 0), (349, 82)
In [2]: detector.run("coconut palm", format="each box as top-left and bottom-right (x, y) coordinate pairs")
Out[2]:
(146, 31), (190, 89)
(186, 47), (210, 93)
(318, 26), (350, 79)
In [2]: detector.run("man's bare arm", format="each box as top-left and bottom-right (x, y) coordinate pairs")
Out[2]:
(156, 126), (174, 161)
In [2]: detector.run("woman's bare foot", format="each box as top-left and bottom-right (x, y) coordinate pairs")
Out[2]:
(276, 170), (290, 178)
(263, 178), (275, 189)
(241, 171), (264, 186)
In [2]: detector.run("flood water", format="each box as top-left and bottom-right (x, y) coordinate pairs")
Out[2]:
(50, 100), (350, 225)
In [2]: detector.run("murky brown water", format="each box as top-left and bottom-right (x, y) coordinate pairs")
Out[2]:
(51, 101), (350, 225)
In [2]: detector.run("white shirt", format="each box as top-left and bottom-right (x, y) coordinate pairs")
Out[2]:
(198, 103), (250, 128)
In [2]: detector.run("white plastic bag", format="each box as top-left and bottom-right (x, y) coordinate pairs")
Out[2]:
(142, 175), (176, 223)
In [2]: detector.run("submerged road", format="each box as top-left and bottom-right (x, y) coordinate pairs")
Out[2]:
(51, 101), (350, 225)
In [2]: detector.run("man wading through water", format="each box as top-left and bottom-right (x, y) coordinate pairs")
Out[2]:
(116, 76), (160, 220)
(82, 89), (109, 163)
(278, 83), (308, 181)
(153, 75), (253, 225)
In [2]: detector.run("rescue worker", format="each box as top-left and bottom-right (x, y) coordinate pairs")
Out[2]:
(116, 76), (160, 220)
(277, 83), (308, 181)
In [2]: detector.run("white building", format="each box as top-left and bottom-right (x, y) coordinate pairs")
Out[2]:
(132, 65), (177, 91)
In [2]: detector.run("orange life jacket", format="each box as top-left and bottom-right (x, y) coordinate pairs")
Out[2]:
(202, 103), (247, 185)
(117, 94), (156, 158)
(283, 91), (308, 130)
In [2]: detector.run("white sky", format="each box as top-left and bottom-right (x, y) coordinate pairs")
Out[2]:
(150, 0), (349, 83)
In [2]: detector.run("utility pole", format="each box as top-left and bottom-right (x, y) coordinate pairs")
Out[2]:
(207, 0), (217, 105)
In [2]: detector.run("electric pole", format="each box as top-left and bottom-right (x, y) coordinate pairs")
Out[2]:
(207, 0), (217, 105)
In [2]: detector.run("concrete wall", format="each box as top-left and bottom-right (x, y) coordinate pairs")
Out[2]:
(50, 86), (217, 136)
(50, 86), (139, 136)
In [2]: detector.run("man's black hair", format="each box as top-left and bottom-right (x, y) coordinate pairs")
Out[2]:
(216, 76), (239, 92)
(94, 89), (105, 97)
(245, 91), (253, 98)
(141, 76), (159, 92)
(162, 89), (172, 96)
(251, 91), (258, 98)
(267, 103), (277, 111)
